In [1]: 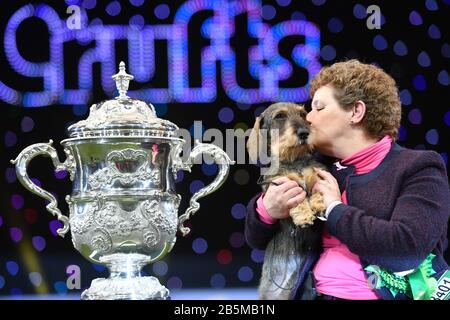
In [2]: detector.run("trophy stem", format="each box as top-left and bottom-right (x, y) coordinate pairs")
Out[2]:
(81, 253), (170, 300)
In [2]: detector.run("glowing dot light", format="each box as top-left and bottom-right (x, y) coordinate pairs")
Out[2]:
(237, 103), (251, 111)
(231, 203), (246, 220)
(312, 0), (326, 6)
(428, 24), (441, 39)
(237, 266), (254, 282)
(192, 237), (208, 254)
(217, 249), (232, 264)
(167, 276), (183, 290)
(320, 45), (336, 61)
(417, 51), (431, 67)
(400, 89), (412, 105)
(251, 249), (265, 263)
(444, 111), (450, 126)
(393, 40), (408, 56)
(21, 116), (34, 132)
(210, 273), (226, 288)
(438, 70), (449, 86)
(11, 194), (24, 210)
(425, 0), (438, 11)
(106, 1), (121, 16)
(218, 107), (234, 123)
(0, 216), (3, 228)
(233, 169), (250, 185)
(408, 109), (422, 125)
(6, 261), (19, 276)
(49, 220), (63, 237)
(32, 236), (46, 252)
(130, 0), (145, 7)
(6, 167), (17, 183)
(426, 129), (439, 145)
(154, 4), (170, 20)
(189, 180), (205, 194)
(54, 170), (68, 180)
(31, 178), (42, 187)
(229, 232), (245, 248)
(201, 163), (218, 176)
(82, 0), (96, 10)
(413, 74), (427, 91)
(328, 17), (343, 33)
(276, 0), (291, 7)
(441, 43), (450, 59)
(152, 261), (168, 276)
(261, 5), (276, 20)
(10, 227), (23, 242)
(65, 0), (81, 5)
(409, 11), (423, 25)
(5, 131), (18, 147)
(440, 153), (448, 166)
(0, 276), (5, 289)
(92, 263), (106, 272)
(54, 281), (68, 294)
(353, 4), (367, 19)
(29, 272), (42, 287)
(373, 35), (388, 51)
(175, 170), (184, 183)
(129, 14), (145, 29)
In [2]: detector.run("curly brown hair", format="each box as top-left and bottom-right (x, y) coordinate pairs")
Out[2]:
(310, 59), (401, 139)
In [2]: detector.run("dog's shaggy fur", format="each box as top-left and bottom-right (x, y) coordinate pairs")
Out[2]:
(247, 102), (327, 300)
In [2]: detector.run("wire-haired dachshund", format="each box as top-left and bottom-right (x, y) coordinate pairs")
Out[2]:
(247, 102), (327, 299)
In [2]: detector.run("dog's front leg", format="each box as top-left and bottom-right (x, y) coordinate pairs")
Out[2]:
(289, 200), (315, 227)
(309, 192), (327, 216)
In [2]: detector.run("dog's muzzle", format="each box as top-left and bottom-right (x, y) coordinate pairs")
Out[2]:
(297, 128), (309, 144)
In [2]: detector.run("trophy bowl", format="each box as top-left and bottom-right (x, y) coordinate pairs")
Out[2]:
(11, 62), (234, 300)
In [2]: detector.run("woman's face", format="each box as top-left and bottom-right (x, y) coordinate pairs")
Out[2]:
(306, 85), (352, 154)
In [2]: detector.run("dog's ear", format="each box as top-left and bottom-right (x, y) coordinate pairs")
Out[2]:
(247, 116), (263, 164)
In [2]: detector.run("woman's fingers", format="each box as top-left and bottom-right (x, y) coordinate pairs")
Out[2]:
(286, 191), (307, 209)
(283, 186), (304, 199)
(314, 168), (338, 185)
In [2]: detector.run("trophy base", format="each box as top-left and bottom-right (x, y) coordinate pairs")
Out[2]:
(81, 253), (170, 300)
(81, 276), (170, 300)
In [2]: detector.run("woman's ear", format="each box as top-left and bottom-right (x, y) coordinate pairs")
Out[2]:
(350, 100), (366, 124)
(247, 117), (262, 164)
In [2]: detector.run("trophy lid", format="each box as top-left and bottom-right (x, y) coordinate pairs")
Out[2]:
(67, 62), (178, 138)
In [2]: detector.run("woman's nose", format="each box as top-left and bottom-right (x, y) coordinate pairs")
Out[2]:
(306, 111), (313, 124)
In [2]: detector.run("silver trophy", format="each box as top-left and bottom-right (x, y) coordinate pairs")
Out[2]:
(11, 62), (234, 300)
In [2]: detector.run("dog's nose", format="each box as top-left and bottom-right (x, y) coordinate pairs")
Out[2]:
(297, 128), (309, 140)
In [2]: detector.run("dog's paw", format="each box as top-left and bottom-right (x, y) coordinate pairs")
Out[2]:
(290, 202), (316, 227)
(309, 193), (327, 214)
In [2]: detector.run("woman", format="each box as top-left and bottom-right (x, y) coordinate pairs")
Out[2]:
(245, 59), (450, 300)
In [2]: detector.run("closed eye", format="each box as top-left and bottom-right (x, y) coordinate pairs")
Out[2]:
(274, 113), (287, 120)
(312, 105), (325, 111)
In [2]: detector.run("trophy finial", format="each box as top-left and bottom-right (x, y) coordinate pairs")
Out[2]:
(112, 61), (134, 100)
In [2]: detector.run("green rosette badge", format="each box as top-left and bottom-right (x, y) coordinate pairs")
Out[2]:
(365, 254), (438, 300)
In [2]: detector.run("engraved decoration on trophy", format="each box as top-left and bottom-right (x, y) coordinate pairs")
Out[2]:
(11, 61), (234, 300)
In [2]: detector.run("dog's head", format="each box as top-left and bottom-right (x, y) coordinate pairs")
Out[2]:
(247, 102), (312, 164)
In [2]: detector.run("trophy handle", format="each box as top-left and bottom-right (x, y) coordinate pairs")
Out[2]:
(176, 140), (234, 236)
(10, 140), (75, 237)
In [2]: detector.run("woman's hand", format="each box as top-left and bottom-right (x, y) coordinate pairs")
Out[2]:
(312, 168), (342, 207)
(263, 177), (306, 220)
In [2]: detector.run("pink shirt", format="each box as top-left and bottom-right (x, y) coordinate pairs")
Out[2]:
(313, 135), (392, 299)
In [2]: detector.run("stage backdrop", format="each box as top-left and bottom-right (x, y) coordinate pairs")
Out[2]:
(1, 0), (449, 297)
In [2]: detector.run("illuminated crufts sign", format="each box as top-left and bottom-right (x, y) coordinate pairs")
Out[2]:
(1, 1), (321, 106)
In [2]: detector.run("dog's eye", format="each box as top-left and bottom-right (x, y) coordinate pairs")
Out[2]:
(274, 113), (287, 120)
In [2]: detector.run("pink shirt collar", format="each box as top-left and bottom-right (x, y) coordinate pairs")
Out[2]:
(336, 135), (393, 175)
